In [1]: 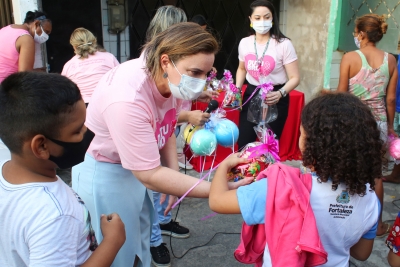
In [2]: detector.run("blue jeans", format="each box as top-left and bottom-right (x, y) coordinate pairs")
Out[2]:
(150, 192), (171, 246)
(150, 127), (180, 247)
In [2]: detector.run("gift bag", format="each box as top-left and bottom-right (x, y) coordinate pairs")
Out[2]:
(247, 80), (277, 125)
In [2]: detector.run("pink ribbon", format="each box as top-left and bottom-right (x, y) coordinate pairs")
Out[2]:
(259, 82), (274, 100)
(246, 129), (280, 162)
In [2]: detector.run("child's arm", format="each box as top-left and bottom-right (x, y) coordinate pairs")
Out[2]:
(209, 153), (252, 214)
(388, 250), (400, 267)
(82, 213), (126, 267)
(349, 238), (374, 261)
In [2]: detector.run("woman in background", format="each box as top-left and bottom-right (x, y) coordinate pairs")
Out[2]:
(62, 28), (119, 106)
(337, 14), (398, 237)
(0, 10), (52, 83)
(235, 0), (300, 148)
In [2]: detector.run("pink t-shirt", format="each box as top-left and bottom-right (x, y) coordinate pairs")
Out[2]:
(86, 56), (182, 171)
(0, 25), (30, 83)
(238, 35), (297, 86)
(61, 52), (119, 103)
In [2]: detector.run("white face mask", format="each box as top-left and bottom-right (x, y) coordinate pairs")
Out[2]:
(34, 25), (49, 44)
(252, 20), (272, 35)
(354, 36), (360, 49)
(167, 61), (206, 100)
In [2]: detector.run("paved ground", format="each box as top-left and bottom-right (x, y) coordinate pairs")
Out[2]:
(1, 141), (399, 266)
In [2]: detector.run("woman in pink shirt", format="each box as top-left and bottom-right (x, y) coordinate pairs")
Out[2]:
(0, 10), (52, 83)
(62, 28), (120, 105)
(72, 22), (252, 267)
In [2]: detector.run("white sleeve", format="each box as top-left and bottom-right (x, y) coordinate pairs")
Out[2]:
(28, 216), (83, 267)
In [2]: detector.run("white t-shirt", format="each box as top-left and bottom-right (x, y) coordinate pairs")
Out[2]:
(0, 161), (97, 267)
(238, 35), (297, 86)
(237, 173), (379, 267)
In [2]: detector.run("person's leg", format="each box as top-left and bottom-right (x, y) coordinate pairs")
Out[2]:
(384, 112), (400, 183)
(150, 192), (171, 267)
(376, 121), (392, 236)
(72, 154), (151, 267)
(176, 123), (193, 169)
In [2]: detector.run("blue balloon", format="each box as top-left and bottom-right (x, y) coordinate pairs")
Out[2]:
(190, 129), (217, 156)
(214, 119), (239, 147)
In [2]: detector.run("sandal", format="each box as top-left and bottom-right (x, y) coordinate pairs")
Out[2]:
(376, 220), (394, 238)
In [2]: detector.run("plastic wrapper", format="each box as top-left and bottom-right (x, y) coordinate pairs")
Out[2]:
(228, 127), (279, 182)
(221, 70), (242, 108)
(389, 134), (400, 164)
(205, 69), (222, 92)
(247, 81), (277, 125)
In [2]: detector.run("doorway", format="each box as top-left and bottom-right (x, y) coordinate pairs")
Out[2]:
(41, 0), (103, 73)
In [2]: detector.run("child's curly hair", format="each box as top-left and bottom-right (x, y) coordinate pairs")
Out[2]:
(301, 92), (383, 196)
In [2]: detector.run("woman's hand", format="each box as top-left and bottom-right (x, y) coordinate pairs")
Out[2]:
(160, 194), (178, 216)
(197, 90), (219, 103)
(187, 110), (211, 126)
(265, 91), (282, 105)
(388, 127), (398, 138)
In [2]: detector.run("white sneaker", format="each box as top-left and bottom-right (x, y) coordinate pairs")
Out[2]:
(177, 153), (193, 170)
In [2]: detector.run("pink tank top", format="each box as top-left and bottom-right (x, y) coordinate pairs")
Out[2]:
(0, 25), (30, 83)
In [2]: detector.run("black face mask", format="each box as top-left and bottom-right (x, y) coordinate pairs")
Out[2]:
(47, 129), (95, 169)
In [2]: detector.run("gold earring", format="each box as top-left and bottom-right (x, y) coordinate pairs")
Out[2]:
(250, 23), (253, 27)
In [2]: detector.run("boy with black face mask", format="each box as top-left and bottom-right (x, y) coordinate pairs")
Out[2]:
(0, 72), (125, 267)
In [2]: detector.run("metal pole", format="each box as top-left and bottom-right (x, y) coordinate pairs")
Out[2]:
(117, 30), (121, 62)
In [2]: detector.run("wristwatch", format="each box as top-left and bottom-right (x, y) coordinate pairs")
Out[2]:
(279, 88), (287, 97)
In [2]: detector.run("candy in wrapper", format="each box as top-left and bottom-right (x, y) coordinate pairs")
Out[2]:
(228, 128), (280, 182)
(220, 70), (242, 108)
(389, 135), (400, 164)
(227, 142), (268, 182)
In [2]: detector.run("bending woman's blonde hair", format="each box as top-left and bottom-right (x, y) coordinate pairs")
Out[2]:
(70, 27), (98, 59)
(145, 5), (187, 42)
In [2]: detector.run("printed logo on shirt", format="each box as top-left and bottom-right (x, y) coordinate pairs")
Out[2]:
(154, 109), (177, 149)
(328, 191), (353, 219)
(244, 54), (275, 82)
(70, 188), (99, 251)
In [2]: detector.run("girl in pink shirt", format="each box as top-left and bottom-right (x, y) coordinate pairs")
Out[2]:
(62, 28), (119, 104)
(0, 11), (52, 83)
(72, 23), (251, 267)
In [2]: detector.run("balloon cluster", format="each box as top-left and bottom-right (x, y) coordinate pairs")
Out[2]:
(183, 109), (239, 156)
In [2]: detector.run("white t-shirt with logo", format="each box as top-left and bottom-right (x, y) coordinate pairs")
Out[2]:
(0, 161), (98, 267)
(237, 172), (380, 267)
(238, 35), (297, 86)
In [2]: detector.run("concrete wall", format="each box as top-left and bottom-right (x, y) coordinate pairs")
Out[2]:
(284, 0), (332, 102)
(100, 0), (130, 62)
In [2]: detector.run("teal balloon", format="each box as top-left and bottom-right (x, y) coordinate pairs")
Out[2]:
(190, 129), (217, 156)
(214, 119), (239, 147)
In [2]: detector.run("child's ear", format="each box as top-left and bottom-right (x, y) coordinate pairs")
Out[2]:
(30, 135), (51, 160)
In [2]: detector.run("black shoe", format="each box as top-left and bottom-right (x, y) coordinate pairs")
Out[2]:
(150, 243), (171, 267)
(160, 220), (190, 239)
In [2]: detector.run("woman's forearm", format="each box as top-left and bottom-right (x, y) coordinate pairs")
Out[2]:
(236, 66), (247, 89)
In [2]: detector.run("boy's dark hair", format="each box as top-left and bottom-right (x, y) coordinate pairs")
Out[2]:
(0, 72), (82, 154)
(191, 14), (207, 26)
(301, 92), (382, 196)
(23, 10), (51, 24)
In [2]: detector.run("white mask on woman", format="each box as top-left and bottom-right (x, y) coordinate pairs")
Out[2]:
(167, 61), (206, 100)
(354, 36), (361, 49)
(252, 20), (272, 35)
(34, 25), (49, 44)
